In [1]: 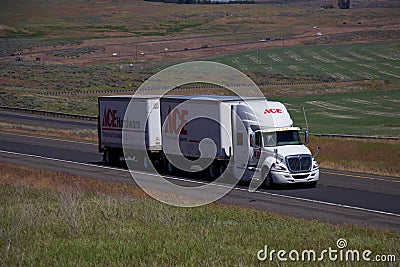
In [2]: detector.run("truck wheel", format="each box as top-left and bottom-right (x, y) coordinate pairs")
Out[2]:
(263, 170), (274, 189)
(218, 163), (227, 177)
(143, 156), (149, 170)
(309, 181), (317, 188)
(106, 150), (120, 165)
(166, 161), (174, 174)
(152, 158), (160, 171)
(209, 163), (217, 179)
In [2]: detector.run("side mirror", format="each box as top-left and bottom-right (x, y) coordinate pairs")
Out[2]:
(313, 146), (320, 158)
(274, 148), (278, 163)
(304, 130), (309, 145)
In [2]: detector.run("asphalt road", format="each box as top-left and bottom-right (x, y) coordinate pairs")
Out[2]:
(0, 111), (96, 130)
(0, 111), (399, 232)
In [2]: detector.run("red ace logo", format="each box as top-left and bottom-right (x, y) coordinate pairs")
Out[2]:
(264, 108), (282, 114)
(102, 108), (117, 127)
(164, 106), (188, 135)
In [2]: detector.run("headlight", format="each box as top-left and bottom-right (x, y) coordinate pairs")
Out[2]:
(312, 158), (319, 170)
(271, 163), (287, 171)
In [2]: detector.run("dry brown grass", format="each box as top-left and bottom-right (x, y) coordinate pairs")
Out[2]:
(309, 136), (400, 177)
(0, 122), (97, 142)
(0, 162), (201, 205)
(0, 162), (146, 198)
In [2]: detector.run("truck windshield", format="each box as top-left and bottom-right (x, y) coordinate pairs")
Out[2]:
(262, 130), (302, 147)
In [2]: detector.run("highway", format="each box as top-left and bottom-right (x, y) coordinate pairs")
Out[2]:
(0, 111), (96, 130)
(1, 111), (400, 232)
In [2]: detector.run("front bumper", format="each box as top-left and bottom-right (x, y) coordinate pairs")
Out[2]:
(271, 169), (319, 184)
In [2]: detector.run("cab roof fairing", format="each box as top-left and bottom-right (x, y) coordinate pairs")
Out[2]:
(241, 101), (293, 129)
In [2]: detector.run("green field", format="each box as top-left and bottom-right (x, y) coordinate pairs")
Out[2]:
(216, 42), (400, 82)
(2, 42), (399, 135)
(212, 42), (400, 136)
(273, 90), (400, 136)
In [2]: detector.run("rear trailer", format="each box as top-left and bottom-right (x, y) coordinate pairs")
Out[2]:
(98, 95), (162, 165)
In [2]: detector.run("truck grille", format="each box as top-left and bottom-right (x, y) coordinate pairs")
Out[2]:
(286, 155), (312, 173)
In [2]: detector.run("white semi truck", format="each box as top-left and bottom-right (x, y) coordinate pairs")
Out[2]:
(98, 95), (319, 187)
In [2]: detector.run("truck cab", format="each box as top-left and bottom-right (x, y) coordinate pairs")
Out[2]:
(250, 127), (319, 187)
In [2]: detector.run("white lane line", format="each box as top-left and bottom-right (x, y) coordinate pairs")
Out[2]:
(1, 149), (399, 218)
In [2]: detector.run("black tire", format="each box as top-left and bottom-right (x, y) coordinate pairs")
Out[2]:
(152, 158), (161, 172)
(166, 160), (174, 174)
(218, 162), (227, 178)
(160, 157), (168, 173)
(106, 149), (120, 165)
(309, 181), (318, 188)
(209, 163), (218, 179)
(143, 156), (149, 170)
(263, 169), (274, 189)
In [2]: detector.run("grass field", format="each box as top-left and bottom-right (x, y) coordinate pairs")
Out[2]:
(1, 42), (398, 97)
(0, 0), (399, 66)
(273, 89), (400, 136)
(309, 136), (400, 177)
(1, 0), (398, 41)
(216, 42), (400, 82)
(0, 122), (97, 142)
(0, 163), (399, 266)
(2, 41), (399, 136)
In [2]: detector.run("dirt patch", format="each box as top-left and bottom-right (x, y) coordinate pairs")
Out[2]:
(38, 34), (400, 66)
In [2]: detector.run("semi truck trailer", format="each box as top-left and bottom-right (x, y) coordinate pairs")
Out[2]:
(98, 95), (319, 187)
